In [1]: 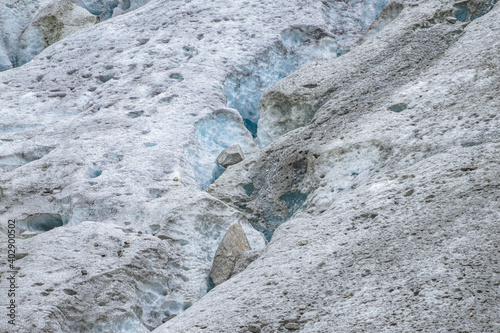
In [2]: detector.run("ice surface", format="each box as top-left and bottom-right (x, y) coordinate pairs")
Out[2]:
(224, 27), (338, 137)
(76, 0), (151, 20)
(453, 0), (498, 22)
(226, 0), (388, 140)
(89, 316), (149, 333)
(186, 110), (257, 190)
(17, 213), (64, 232)
(0, 0), (391, 330)
(0, 0), (149, 72)
(136, 280), (191, 330)
(322, 0), (389, 53)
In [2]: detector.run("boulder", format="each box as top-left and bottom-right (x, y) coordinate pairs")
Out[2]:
(216, 145), (245, 168)
(209, 223), (251, 286)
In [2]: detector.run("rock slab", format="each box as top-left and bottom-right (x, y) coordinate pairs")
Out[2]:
(210, 223), (252, 286)
(216, 145), (245, 168)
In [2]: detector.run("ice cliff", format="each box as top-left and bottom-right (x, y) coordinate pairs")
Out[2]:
(0, 0), (499, 332)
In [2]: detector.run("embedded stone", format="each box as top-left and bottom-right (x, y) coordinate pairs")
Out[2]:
(216, 145), (245, 168)
(248, 324), (262, 333)
(284, 323), (300, 330)
(209, 223), (252, 286)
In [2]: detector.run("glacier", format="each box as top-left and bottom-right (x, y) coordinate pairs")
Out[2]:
(0, 0), (387, 331)
(1, 0), (498, 332)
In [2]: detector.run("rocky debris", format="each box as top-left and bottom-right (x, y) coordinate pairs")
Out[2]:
(216, 145), (245, 168)
(210, 223), (252, 286)
(284, 323), (300, 330)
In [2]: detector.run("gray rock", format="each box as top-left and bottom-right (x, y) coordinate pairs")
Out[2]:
(248, 323), (262, 333)
(231, 249), (262, 277)
(284, 323), (300, 330)
(210, 223), (252, 286)
(216, 145), (245, 168)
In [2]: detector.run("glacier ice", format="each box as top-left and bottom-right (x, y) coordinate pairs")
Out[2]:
(322, 0), (389, 53)
(0, 0), (395, 331)
(452, 0), (499, 22)
(0, 0), (151, 72)
(0, 0), (97, 71)
(224, 27), (338, 138)
(136, 280), (191, 330)
(17, 213), (64, 232)
(186, 110), (257, 190)
(226, 0), (389, 141)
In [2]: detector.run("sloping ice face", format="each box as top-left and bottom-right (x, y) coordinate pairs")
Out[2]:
(0, 0), (391, 331)
(224, 0), (389, 139)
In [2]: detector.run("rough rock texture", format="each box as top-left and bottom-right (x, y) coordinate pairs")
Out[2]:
(0, 0), (384, 332)
(217, 144), (245, 168)
(210, 223), (252, 286)
(232, 249), (262, 277)
(156, 0), (500, 332)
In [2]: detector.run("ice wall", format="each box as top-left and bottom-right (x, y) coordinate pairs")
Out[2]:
(75, 0), (151, 20)
(224, 0), (389, 141)
(224, 27), (337, 138)
(186, 110), (257, 190)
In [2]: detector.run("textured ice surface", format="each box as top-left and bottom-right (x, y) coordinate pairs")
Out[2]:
(75, 0), (151, 20)
(186, 110), (257, 190)
(155, 0), (500, 331)
(225, 0), (388, 140)
(0, 0), (151, 72)
(224, 27), (337, 137)
(0, 0), (97, 71)
(0, 0), (391, 331)
(322, 0), (389, 53)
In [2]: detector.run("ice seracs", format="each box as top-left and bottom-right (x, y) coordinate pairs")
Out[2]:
(154, 0), (500, 331)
